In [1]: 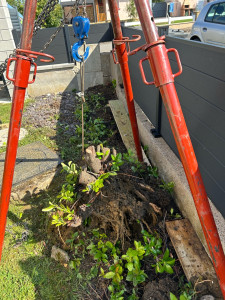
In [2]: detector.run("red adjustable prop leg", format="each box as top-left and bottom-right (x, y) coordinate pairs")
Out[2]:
(0, 0), (54, 261)
(108, 0), (143, 162)
(133, 0), (225, 297)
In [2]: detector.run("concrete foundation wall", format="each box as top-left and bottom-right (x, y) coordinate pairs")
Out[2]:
(0, 0), (15, 99)
(28, 43), (111, 97)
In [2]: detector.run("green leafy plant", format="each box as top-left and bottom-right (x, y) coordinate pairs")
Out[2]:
(57, 184), (76, 203)
(89, 93), (105, 110)
(122, 241), (147, 287)
(123, 150), (145, 174)
(83, 172), (117, 193)
(147, 166), (159, 178)
(128, 288), (139, 300)
(76, 117), (110, 146)
(170, 208), (182, 219)
(87, 265), (99, 280)
(141, 230), (175, 275)
(123, 149), (136, 164)
(143, 145), (148, 155)
(174, 277), (197, 300)
(42, 202), (74, 227)
(170, 292), (192, 300)
(66, 232), (79, 249)
(131, 161), (145, 174)
(142, 230), (162, 257)
(87, 239), (110, 263)
(61, 161), (79, 185)
(112, 79), (117, 90)
(152, 248), (175, 274)
(159, 180), (175, 195)
(96, 144), (110, 160)
(42, 162), (79, 225)
(69, 258), (82, 271)
(108, 283), (126, 300)
(126, 0), (138, 20)
(111, 153), (124, 171)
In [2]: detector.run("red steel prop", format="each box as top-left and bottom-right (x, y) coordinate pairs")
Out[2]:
(108, 0), (143, 162)
(133, 0), (225, 296)
(0, 0), (54, 261)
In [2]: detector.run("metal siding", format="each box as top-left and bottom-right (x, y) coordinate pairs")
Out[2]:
(164, 37), (225, 217)
(31, 23), (113, 66)
(121, 27), (225, 218)
(122, 26), (158, 127)
(69, 23), (113, 45)
(31, 28), (68, 65)
(166, 37), (225, 81)
(152, 2), (167, 18)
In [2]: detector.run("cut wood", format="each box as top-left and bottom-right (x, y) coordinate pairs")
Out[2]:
(85, 146), (102, 173)
(166, 219), (222, 298)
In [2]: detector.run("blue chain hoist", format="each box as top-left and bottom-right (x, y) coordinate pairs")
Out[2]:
(71, 1), (90, 63)
(72, 0), (90, 154)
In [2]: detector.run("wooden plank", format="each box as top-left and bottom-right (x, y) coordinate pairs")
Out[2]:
(109, 100), (149, 164)
(166, 219), (222, 298)
(109, 100), (137, 156)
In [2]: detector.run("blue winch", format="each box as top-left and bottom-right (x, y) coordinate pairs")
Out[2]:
(72, 16), (90, 62)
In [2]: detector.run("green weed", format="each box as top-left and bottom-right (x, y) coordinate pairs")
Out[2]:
(159, 180), (175, 195)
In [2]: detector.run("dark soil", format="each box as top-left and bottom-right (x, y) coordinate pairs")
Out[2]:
(22, 84), (210, 299)
(23, 83), (126, 162)
(47, 158), (184, 300)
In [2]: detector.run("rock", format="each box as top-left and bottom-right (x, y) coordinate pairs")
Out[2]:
(0, 128), (28, 147)
(79, 170), (96, 186)
(0, 123), (9, 130)
(51, 246), (70, 263)
(200, 296), (215, 300)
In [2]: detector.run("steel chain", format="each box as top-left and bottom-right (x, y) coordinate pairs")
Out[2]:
(39, 0), (82, 52)
(82, 0), (87, 17)
(76, 0), (80, 16)
(33, 0), (59, 35)
(0, 0), (58, 90)
(0, 0), (82, 91)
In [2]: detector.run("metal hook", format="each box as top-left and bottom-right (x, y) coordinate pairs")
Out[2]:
(72, 40), (90, 63)
(72, 16), (90, 62)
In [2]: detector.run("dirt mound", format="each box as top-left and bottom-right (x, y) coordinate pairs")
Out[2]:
(78, 172), (171, 249)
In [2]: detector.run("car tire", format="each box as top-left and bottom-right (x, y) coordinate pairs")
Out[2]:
(191, 37), (201, 42)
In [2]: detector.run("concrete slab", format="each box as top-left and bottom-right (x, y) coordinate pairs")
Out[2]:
(166, 219), (222, 298)
(0, 142), (60, 189)
(0, 127), (27, 147)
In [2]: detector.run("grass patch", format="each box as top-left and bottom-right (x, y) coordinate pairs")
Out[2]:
(0, 98), (50, 154)
(0, 177), (88, 300)
(172, 18), (193, 24)
(0, 102), (12, 124)
(0, 127), (57, 154)
(0, 98), (34, 125)
(156, 18), (193, 26)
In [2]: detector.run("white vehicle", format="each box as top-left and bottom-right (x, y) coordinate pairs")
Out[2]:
(190, 0), (225, 46)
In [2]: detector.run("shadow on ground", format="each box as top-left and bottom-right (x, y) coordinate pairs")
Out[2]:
(2, 83), (120, 299)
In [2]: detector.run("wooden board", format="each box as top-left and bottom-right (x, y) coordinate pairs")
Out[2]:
(166, 219), (222, 298)
(109, 100), (136, 155)
(109, 100), (149, 165)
